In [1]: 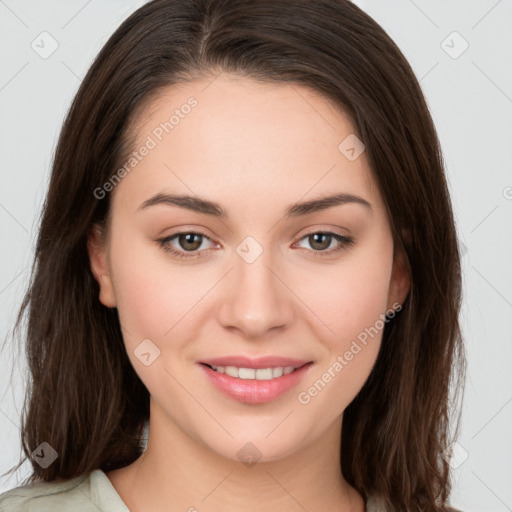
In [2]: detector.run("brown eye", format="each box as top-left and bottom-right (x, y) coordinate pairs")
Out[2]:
(295, 231), (355, 257)
(157, 231), (215, 259)
(308, 233), (332, 251)
(177, 233), (203, 251)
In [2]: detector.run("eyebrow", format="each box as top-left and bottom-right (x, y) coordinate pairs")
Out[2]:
(138, 192), (372, 218)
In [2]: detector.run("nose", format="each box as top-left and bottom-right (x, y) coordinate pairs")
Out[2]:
(217, 245), (295, 339)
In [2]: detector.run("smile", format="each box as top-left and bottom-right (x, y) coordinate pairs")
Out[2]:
(199, 362), (314, 404)
(206, 364), (299, 380)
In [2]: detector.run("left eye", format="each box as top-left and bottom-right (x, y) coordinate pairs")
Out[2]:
(294, 232), (355, 255)
(156, 231), (354, 259)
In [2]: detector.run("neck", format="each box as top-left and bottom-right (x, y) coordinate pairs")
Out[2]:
(106, 400), (365, 512)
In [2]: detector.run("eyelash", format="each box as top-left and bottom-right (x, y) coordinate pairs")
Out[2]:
(156, 230), (355, 260)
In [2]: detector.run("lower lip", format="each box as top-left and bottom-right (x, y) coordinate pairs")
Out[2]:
(199, 362), (313, 404)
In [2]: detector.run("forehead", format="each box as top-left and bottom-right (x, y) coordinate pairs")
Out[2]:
(111, 73), (384, 219)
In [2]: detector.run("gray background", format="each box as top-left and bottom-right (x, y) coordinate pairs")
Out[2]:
(1, 1), (511, 511)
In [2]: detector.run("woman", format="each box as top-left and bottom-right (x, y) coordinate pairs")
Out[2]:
(0, 0), (465, 511)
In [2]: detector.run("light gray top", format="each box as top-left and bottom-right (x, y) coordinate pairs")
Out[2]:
(0, 469), (389, 511)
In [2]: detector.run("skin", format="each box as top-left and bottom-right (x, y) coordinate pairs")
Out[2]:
(88, 72), (410, 512)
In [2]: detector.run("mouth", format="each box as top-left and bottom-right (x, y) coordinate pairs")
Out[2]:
(198, 361), (314, 404)
(200, 362), (310, 380)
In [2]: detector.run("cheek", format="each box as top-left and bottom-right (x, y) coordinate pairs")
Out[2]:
(294, 262), (392, 415)
(327, 265), (390, 344)
(108, 232), (192, 349)
(300, 243), (393, 345)
(108, 239), (204, 394)
(293, 236), (393, 397)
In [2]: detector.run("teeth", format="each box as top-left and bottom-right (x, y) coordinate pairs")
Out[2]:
(210, 365), (297, 380)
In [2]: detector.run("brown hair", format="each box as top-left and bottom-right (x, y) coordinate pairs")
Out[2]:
(4, 1), (466, 510)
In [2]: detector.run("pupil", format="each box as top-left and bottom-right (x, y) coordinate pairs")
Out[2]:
(180, 233), (201, 251)
(311, 233), (330, 250)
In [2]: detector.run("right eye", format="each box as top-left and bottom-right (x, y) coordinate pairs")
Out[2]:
(157, 231), (217, 259)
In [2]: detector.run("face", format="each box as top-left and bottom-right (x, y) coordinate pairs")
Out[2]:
(88, 72), (410, 463)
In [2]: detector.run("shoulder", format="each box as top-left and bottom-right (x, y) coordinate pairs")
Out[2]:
(0, 473), (88, 512)
(0, 469), (128, 512)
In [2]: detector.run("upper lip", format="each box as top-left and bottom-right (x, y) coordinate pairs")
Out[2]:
(199, 356), (312, 369)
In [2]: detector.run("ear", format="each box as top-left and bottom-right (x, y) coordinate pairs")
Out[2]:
(387, 229), (411, 311)
(87, 224), (116, 308)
